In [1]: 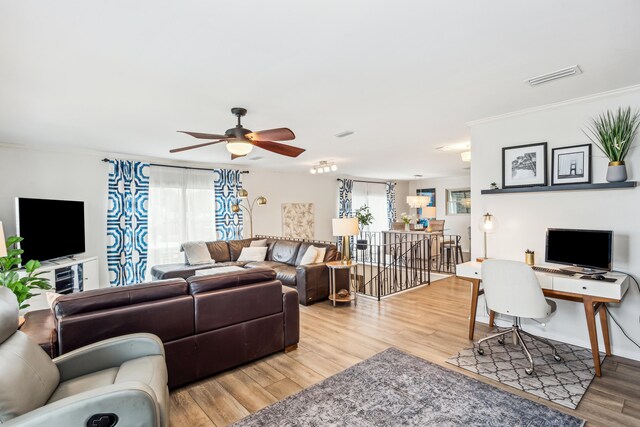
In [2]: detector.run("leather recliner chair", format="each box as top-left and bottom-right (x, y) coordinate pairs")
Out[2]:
(0, 287), (169, 427)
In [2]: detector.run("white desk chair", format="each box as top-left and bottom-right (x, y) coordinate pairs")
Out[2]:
(477, 259), (562, 375)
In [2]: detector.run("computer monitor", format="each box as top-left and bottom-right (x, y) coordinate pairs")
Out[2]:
(545, 228), (613, 274)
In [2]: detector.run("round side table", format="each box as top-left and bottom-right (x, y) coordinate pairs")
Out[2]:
(326, 261), (357, 307)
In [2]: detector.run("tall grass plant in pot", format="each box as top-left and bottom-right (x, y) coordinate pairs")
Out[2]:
(583, 107), (640, 182)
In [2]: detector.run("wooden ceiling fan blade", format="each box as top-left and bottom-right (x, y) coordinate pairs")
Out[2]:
(169, 140), (224, 153)
(178, 131), (230, 140)
(254, 140), (305, 157)
(246, 128), (295, 142)
(231, 153), (247, 160)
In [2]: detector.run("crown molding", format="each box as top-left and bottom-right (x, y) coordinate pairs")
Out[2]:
(467, 84), (640, 127)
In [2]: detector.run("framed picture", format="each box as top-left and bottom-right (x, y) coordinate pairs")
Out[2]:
(502, 142), (547, 188)
(416, 188), (435, 217)
(551, 144), (591, 185)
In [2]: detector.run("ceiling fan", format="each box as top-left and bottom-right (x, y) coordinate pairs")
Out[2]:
(171, 107), (304, 160)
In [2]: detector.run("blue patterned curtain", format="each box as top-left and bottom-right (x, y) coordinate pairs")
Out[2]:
(386, 182), (397, 229)
(214, 169), (243, 240)
(107, 160), (150, 286)
(337, 178), (354, 218)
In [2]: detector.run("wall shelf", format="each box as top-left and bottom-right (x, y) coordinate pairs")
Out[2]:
(481, 181), (636, 194)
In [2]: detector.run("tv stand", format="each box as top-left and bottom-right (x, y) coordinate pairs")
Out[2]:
(18, 255), (99, 313)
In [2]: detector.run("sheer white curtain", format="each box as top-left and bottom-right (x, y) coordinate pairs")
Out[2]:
(352, 182), (388, 232)
(146, 166), (216, 278)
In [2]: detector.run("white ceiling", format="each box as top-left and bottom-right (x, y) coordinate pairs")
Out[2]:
(1, 1), (639, 179)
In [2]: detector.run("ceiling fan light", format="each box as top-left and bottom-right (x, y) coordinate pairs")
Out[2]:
(331, 164), (338, 171)
(310, 167), (316, 174)
(317, 167), (324, 174)
(323, 166), (331, 173)
(226, 139), (254, 156)
(461, 151), (471, 162)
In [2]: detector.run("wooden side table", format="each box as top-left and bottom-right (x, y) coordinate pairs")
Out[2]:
(326, 261), (357, 307)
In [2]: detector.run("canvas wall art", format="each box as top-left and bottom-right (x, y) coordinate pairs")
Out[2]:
(282, 203), (314, 239)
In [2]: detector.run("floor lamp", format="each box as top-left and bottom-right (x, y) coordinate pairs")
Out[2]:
(332, 218), (359, 264)
(478, 212), (498, 261)
(231, 189), (267, 238)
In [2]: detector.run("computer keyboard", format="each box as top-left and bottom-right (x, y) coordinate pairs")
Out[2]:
(532, 266), (575, 276)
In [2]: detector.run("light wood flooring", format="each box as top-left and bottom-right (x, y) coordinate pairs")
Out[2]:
(169, 277), (640, 427)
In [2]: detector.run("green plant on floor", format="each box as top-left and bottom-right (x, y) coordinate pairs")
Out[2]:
(354, 205), (374, 229)
(0, 235), (51, 310)
(583, 106), (640, 162)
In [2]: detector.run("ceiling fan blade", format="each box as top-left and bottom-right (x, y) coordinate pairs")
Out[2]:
(231, 153), (247, 160)
(253, 140), (305, 157)
(170, 140), (224, 153)
(246, 128), (295, 142)
(178, 131), (230, 140)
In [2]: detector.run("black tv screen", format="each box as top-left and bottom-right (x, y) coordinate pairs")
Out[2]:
(16, 198), (86, 263)
(545, 228), (613, 271)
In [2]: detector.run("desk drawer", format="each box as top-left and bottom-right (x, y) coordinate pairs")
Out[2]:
(552, 277), (622, 299)
(456, 263), (481, 279)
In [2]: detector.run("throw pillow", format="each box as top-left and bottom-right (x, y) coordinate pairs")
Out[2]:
(237, 246), (268, 262)
(182, 241), (213, 265)
(314, 246), (327, 263)
(299, 246), (320, 266)
(250, 239), (268, 247)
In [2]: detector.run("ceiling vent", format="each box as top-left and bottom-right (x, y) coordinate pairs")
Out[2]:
(335, 130), (355, 138)
(526, 65), (582, 86)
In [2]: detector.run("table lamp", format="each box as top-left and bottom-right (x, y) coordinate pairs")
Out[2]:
(332, 218), (359, 264)
(0, 222), (6, 257)
(422, 206), (437, 232)
(478, 212), (498, 261)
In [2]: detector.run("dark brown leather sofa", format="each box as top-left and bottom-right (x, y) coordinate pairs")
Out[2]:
(150, 237), (343, 305)
(43, 268), (299, 389)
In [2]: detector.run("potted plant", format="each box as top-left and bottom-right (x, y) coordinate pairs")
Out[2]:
(584, 106), (640, 182)
(355, 205), (374, 250)
(400, 212), (413, 231)
(0, 235), (51, 312)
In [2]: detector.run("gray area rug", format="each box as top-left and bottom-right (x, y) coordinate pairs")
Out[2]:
(447, 332), (599, 409)
(232, 347), (584, 427)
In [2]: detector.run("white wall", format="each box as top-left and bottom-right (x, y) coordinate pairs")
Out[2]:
(0, 144), (110, 286)
(242, 173), (409, 241)
(408, 176), (471, 252)
(469, 85), (640, 360)
(241, 170), (339, 241)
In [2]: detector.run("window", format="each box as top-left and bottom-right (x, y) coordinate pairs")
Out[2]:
(446, 188), (471, 215)
(352, 182), (388, 232)
(146, 166), (216, 278)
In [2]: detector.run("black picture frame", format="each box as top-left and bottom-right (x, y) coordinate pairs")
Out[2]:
(502, 142), (548, 189)
(551, 144), (592, 186)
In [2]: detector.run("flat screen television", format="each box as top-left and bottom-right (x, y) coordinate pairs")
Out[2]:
(15, 197), (86, 263)
(545, 228), (613, 273)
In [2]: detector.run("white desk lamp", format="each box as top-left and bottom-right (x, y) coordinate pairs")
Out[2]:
(478, 213), (498, 261)
(0, 222), (6, 257)
(332, 218), (359, 264)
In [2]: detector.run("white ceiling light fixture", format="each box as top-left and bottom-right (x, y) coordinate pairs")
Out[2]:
(526, 65), (582, 87)
(310, 160), (338, 175)
(461, 151), (471, 162)
(436, 141), (471, 152)
(226, 138), (254, 156)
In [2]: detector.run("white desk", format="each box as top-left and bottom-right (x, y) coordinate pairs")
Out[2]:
(456, 261), (630, 377)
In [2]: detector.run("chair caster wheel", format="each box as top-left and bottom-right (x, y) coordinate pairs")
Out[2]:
(554, 355), (563, 362)
(525, 368), (534, 375)
(477, 348), (484, 355)
(498, 338), (505, 345)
